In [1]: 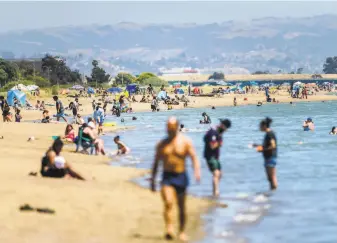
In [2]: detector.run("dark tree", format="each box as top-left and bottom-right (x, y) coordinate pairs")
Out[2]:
(91, 60), (110, 84)
(296, 67), (304, 74)
(208, 72), (225, 80)
(253, 70), (270, 75)
(115, 72), (136, 85)
(323, 56), (337, 74)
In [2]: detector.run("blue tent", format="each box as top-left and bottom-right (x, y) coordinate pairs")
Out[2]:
(87, 87), (95, 94)
(175, 88), (184, 94)
(126, 84), (137, 94)
(7, 90), (26, 106)
(157, 90), (167, 100)
(107, 87), (123, 94)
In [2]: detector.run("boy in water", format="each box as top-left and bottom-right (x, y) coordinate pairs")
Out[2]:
(203, 119), (231, 196)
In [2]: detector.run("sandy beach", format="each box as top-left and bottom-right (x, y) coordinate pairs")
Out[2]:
(0, 120), (211, 243)
(1, 90), (337, 243)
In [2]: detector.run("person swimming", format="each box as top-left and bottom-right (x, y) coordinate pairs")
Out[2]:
(330, 126), (337, 135)
(200, 112), (211, 124)
(303, 118), (315, 131)
(114, 136), (130, 155)
(257, 101), (263, 107)
(179, 124), (187, 132)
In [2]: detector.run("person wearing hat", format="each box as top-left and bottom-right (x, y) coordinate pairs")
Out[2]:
(303, 117), (314, 131)
(203, 118), (231, 196)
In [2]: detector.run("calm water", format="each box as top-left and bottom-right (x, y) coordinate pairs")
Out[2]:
(102, 101), (337, 243)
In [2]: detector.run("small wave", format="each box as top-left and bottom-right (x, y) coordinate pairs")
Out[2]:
(233, 213), (262, 223)
(219, 230), (235, 238)
(253, 194), (269, 203)
(236, 193), (250, 199)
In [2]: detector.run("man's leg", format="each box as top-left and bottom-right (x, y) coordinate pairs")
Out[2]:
(161, 185), (175, 239)
(212, 169), (221, 197)
(265, 167), (278, 190)
(177, 189), (188, 241)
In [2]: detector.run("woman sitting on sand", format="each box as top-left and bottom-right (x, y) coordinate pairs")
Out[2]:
(41, 110), (51, 123)
(83, 121), (106, 155)
(40, 138), (85, 180)
(63, 124), (75, 142)
(40, 101), (45, 110)
(113, 136), (130, 155)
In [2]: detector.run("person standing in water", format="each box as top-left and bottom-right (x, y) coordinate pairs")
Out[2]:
(303, 117), (314, 131)
(151, 117), (201, 242)
(254, 117), (278, 190)
(201, 112), (211, 124)
(203, 119), (231, 197)
(233, 97), (237, 106)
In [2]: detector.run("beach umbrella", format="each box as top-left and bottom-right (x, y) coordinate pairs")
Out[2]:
(71, 84), (84, 90)
(249, 81), (258, 86)
(107, 87), (123, 94)
(87, 87), (95, 94)
(294, 81), (302, 86)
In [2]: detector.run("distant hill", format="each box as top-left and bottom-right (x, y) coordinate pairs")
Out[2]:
(1, 15), (337, 74)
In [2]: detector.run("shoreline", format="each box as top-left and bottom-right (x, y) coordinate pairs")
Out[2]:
(1, 92), (337, 242)
(0, 118), (211, 243)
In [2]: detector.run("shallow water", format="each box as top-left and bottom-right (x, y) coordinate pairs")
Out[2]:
(103, 101), (337, 243)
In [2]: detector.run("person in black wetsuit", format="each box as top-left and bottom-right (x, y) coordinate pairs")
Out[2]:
(253, 117), (278, 190)
(203, 119), (231, 197)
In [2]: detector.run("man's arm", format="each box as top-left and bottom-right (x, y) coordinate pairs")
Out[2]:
(150, 142), (161, 191)
(186, 138), (201, 182)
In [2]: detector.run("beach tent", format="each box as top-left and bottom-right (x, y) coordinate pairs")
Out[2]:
(71, 85), (84, 90)
(7, 90), (26, 106)
(193, 87), (200, 94)
(126, 84), (137, 94)
(87, 87), (95, 94)
(107, 87), (123, 94)
(26, 85), (39, 91)
(157, 90), (167, 100)
(11, 84), (28, 91)
(175, 88), (184, 94)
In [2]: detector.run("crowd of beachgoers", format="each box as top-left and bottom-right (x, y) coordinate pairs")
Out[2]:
(1, 81), (337, 242)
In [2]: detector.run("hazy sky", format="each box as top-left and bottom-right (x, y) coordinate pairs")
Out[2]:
(1, 1), (337, 32)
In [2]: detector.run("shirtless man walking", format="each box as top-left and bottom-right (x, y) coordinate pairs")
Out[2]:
(151, 117), (201, 241)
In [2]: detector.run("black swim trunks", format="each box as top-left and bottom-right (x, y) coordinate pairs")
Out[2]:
(162, 172), (189, 195)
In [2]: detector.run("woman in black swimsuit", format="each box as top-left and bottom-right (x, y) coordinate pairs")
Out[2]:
(41, 138), (85, 180)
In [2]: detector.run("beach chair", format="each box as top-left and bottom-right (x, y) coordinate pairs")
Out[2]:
(75, 127), (95, 155)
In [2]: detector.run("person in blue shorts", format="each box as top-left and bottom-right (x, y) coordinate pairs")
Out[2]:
(53, 96), (68, 123)
(254, 117), (278, 190)
(203, 119), (231, 197)
(151, 117), (200, 241)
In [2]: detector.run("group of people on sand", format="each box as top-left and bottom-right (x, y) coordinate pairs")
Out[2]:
(150, 116), (277, 241)
(0, 96), (22, 122)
